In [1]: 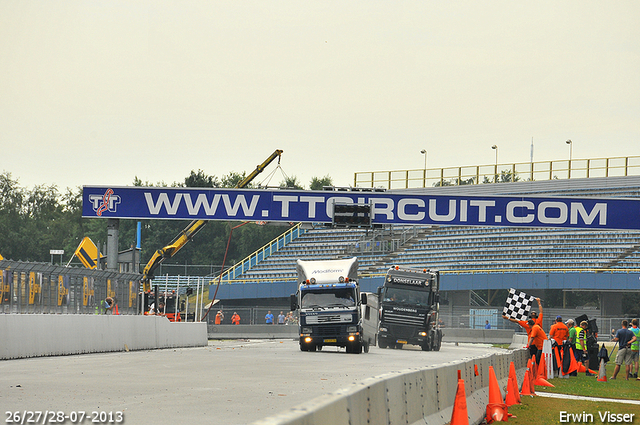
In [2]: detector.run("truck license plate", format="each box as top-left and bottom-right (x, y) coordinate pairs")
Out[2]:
(324, 338), (337, 343)
(396, 340), (408, 344)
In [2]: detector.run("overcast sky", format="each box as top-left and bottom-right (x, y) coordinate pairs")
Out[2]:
(1, 1), (638, 191)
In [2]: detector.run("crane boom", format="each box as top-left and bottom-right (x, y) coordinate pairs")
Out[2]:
(141, 149), (283, 290)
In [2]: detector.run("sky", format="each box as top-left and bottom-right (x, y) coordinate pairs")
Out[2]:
(1, 1), (639, 191)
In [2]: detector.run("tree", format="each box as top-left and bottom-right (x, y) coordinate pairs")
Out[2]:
(280, 176), (304, 190)
(184, 169), (220, 188)
(309, 175), (333, 190)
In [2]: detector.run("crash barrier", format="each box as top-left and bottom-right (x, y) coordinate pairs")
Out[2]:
(208, 325), (515, 344)
(0, 314), (207, 360)
(252, 348), (529, 425)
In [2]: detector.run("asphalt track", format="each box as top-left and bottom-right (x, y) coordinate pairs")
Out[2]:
(1, 340), (507, 425)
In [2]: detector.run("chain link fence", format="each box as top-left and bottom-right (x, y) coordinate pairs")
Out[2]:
(0, 259), (141, 315)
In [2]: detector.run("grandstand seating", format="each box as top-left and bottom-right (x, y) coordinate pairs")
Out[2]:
(225, 175), (640, 282)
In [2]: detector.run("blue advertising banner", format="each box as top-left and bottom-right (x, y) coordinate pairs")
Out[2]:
(82, 186), (640, 230)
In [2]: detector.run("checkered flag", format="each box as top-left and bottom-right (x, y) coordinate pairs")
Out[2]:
(503, 288), (535, 321)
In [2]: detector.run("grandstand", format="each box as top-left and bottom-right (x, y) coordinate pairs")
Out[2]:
(208, 173), (640, 327)
(223, 175), (640, 280)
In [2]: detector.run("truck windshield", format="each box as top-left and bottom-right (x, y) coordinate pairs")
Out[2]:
(383, 287), (430, 306)
(301, 288), (356, 309)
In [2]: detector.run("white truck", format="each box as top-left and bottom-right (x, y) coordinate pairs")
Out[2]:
(290, 257), (370, 353)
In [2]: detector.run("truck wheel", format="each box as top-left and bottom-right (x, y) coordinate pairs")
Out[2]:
(309, 344), (317, 352)
(378, 338), (388, 349)
(363, 341), (370, 353)
(432, 331), (442, 351)
(421, 341), (431, 351)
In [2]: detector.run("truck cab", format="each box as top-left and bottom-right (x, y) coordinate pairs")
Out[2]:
(377, 266), (442, 351)
(290, 257), (369, 354)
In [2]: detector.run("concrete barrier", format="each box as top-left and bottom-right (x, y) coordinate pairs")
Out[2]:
(0, 315), (208, 360)
(209, 324), (298, 339)
(251, 348), (529, 425)
(207, 325), (515, 344)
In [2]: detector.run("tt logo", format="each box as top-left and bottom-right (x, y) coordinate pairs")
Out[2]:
(89, 189), (121, 216)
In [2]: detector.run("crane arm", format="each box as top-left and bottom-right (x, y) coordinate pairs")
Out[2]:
(141, 149), (283, 290)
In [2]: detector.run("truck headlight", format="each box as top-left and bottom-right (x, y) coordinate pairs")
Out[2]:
(419, 331), (427, 337)
(347, 326), (357, 333)
(379, 327), (387, 332)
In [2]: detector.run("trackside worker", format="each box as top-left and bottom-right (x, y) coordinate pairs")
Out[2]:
(576, 321), (594, 377)
(527, 319), (547, 365)
(502, 297), (543, 338)
(231, 312), (241, 325)
(549, 315), (569, 373)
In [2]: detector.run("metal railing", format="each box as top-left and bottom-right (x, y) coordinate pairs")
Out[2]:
(354, 155), (640, 190)
(0, 259), (141, 315)
(213, 223), (307, 283)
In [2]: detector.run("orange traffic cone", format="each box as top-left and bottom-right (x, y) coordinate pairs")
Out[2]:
(597, 359), (607, 382)
(538, 354), (548, 379)
(450, 378), (470, 425)
(486, 366), (508, 423)
(508, 362), (521, 404)
(520, 368), (536, 396)
(534, 355), (555, 387)
(568, 348), (579, 375)
(114, 304), (119, 315)
(505, 376), (520, 406)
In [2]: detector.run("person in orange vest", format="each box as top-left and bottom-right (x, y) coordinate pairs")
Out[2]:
(527, 318), (547, 364)
(549, 315), (569, 374)
(503, 297), (543, 338)
(231, 312), (241, 325)
(215, 310), (224, 325)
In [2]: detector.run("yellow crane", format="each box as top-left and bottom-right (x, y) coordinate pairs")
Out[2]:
(141, 149), (283, 291)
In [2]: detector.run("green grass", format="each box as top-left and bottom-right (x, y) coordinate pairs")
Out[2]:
(507, 396), (640, 424)
(506, 346), (640, 424)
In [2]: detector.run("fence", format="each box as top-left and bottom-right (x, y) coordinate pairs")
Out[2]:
(0, 259), (141, 315)
(354, 155), (640, 189)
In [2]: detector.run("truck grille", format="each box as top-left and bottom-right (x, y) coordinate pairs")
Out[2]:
(313, 325), (343, 336)
(382, 310), (426, 327)
(305, 314), (352, 324)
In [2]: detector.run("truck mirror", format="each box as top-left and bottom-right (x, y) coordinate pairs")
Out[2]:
(377, 287), (382, 298)
(290, 294), (297, 311)
(361, 293), (367, 305)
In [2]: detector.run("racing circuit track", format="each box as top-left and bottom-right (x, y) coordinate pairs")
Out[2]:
(1, 339), (509, 425)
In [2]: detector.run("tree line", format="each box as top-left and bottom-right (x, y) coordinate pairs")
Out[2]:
(0, 170), (332, 274)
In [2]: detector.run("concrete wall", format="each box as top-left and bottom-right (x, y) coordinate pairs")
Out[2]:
(208, 325), (515, 345)
(252, 348), (529, 425)
(0, 315), (208, 360)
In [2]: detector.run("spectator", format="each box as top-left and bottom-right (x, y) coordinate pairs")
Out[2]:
(103, 297), (114, 314)
(215, 310), (224, 325)
(611, 320), (637, 380)
(265, 310), (274, 324)
(630, 319), (639, 379)
(484, 320), (491, 329)
(278, 311), (286, 325)
(231, 311), (241, 325)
